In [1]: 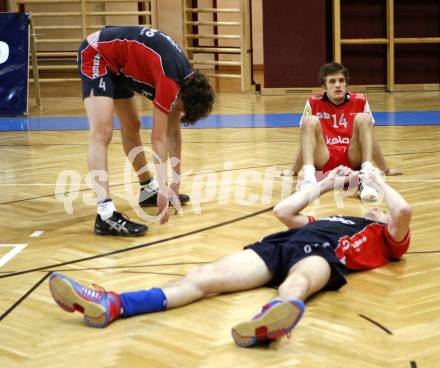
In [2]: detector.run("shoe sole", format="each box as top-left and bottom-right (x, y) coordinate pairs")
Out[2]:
(231, 301), (304, 348)
(94, 229), (147, 237)
(49, 274), (107, 328)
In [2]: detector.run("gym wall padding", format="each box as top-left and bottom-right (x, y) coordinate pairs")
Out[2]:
(0, 12), (29, 116)
(262, 0), (329, 88)
(394, 0), (440, 84)
(340, 0), (387, 85)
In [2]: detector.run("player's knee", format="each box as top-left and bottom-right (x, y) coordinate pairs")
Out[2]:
(90, 127), (113, 145)
(185, 264), (217, 295)
(354, 113), (373, 128)
(279, 273), (310, 298)
(121, 119), (142, 134)
(301, 115), (320, 129)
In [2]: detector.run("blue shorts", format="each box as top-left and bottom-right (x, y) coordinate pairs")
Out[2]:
(245, 240), (348, 291)
(77, 39), (135, 100)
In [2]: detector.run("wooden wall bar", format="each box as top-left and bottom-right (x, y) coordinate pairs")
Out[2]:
(340, 0), (387, 86)
(335, 0), (440, 91)
(263, 0), (439, 93)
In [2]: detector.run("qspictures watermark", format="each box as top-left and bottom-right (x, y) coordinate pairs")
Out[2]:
(53, 146), (377, 221)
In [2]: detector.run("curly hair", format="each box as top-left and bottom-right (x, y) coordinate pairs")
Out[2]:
(319, 62), (350, 86)
(181, 71), (215, 125)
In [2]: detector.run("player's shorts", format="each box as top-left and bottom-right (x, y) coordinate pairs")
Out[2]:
(245, 239), (348, 291)
(321, 145), (356, 173)
(77, 39), (135, 100)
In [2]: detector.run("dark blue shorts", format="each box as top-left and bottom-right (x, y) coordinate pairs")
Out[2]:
(77, 39), (135, 100)
(245, 240), (348, 291)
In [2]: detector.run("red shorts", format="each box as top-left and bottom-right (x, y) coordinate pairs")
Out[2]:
(321, 145), (355, 173)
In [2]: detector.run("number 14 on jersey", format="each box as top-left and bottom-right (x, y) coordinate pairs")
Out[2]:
(332, 113), (348, 129)
(316, 112), (348, 129)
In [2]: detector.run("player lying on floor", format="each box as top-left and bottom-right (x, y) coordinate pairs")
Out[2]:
(49, 166), (411, 348)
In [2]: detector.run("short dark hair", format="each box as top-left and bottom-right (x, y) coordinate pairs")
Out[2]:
(181, 71), (215, 125)
(319, 62), (349, 85)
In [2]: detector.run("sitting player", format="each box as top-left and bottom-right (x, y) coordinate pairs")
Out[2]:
(49, 166), (411, 348)
(285, 62), (401, 202)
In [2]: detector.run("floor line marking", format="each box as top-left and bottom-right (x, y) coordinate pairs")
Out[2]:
(0, 244), (28, 268)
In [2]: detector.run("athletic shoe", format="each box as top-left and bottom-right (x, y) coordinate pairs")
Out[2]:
(296, 178), (317, 192)
(49, 273), (121, 328)
(94, 211), (147, 236)
(359, 182), (379, 203)
(139, 190), (191, 207)
(231, 299), (305, 348)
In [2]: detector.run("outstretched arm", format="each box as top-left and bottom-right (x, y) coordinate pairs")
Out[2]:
(362, 169), (411, 242)
(152, 105), (171, 224)
(166, 104), (183, 213)
(274, 166), (355, 228)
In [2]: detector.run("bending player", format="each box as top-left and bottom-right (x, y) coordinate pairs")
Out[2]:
(283, 62), (401, 201)
(49, 166), (411, 348)
(78, 26), (215, 236)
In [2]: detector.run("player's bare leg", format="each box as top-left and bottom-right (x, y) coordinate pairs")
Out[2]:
(348, 112), (374, 167)
(278, 255), (331, 300)
(114, 97), (153, 183)
(349, 113), (378, 202)
(49, 249), (271, 329)
(298, 116), (330, 190)
(86, 95), (147, 235)
(85, 95), (115, 202)
(163, 249), (272, 308)
(115, 97), (164, 208)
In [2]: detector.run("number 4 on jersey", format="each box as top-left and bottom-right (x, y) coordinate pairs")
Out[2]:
(99, 78), (106, 91)
(332, 113), (348, 129)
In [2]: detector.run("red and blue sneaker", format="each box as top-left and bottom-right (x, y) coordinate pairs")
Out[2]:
(49, 273), (122, 328)
(231, 299), (305, 348)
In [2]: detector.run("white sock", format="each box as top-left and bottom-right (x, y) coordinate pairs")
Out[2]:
(140, 177), (159, 193)
(361, 161), (374, 172)
(302, 165), (316, 182)
(97, 200), (116, 221)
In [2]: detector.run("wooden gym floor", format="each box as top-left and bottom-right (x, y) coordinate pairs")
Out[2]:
(0, 81), (439, 368)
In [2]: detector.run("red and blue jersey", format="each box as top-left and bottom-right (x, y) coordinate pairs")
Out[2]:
(81, 26), (193, 113)
(260, 216), (410, 271)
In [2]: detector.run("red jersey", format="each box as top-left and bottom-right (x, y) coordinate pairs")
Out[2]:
(83, 26), (193, 114)
(332, 220), (410, 270)
(310, 216), (409, 270)
(300, 93), (375, 148)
